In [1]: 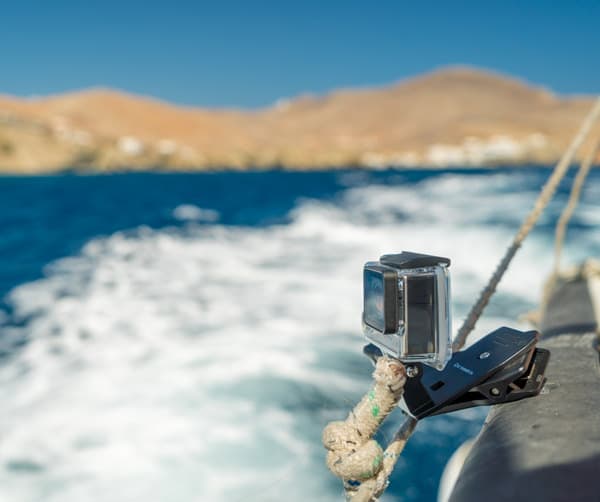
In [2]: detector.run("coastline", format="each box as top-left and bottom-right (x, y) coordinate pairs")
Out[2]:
(1, 67), (598, 175)
(0, 163), (592, 178)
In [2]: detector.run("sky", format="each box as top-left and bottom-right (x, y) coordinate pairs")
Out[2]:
(1, 0), (599, 108)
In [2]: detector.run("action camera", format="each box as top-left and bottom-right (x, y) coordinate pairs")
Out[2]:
(362, 251), (452, 370)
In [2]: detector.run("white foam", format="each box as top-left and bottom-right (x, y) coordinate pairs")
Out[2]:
(172, 204), (220, 222)
(0, 172), (598, 501)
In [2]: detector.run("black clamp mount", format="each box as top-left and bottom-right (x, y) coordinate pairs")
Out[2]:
(364, 326), (550, 420)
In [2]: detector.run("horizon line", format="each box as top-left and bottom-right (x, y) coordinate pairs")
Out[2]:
(1, 64), (596, 112)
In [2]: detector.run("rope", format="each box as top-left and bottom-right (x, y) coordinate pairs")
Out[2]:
(553, 139), (600, 276)
(322, 356), (407, 501)
(324, 97), (600, 502)
(349, 416), (417, 502)
(452, 97), (600, 351)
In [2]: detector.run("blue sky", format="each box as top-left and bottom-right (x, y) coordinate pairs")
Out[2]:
(1, 1), (598, 108)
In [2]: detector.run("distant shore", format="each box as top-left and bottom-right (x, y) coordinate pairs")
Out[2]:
(1, 66), (597, 175)
(1, 163), (595, 178)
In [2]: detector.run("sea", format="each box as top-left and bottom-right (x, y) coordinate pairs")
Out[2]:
(0, 167), (599, 502)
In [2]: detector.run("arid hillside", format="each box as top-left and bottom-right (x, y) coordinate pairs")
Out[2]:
(0, 67), (597, 173)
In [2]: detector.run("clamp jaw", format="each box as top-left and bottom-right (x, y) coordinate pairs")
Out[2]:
(364, 327), (550, 420)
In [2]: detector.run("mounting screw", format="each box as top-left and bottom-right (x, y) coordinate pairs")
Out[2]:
(490, 387), (501, 396)
(406, 365), (419, 378)
(479, 352), (490, 359)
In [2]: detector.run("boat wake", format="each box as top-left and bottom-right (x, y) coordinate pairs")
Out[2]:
(0, 171), (598, 501)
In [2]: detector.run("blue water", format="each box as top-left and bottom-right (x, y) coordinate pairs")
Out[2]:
(0, 168), (598, 501)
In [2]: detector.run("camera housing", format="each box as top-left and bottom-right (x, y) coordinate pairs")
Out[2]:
(362, 251), (452, 370)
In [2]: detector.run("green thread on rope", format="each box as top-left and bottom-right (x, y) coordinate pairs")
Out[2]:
(371, 405), (380, 417)
(368, 390), (375, 401)
(372, 454), (383, 470)
(359, 472), (370, 480)
(357, 454), (384, 481)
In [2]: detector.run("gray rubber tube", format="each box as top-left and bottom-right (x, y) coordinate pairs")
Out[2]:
(449, 274), (600, 502)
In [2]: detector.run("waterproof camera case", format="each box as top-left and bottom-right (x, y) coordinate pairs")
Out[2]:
(362, 251), (452, 370)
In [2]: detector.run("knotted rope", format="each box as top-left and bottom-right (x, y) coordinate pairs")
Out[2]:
(322, 356), (409, 501)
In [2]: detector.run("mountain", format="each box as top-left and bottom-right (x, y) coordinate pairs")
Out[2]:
(0, 67), (596, 173)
